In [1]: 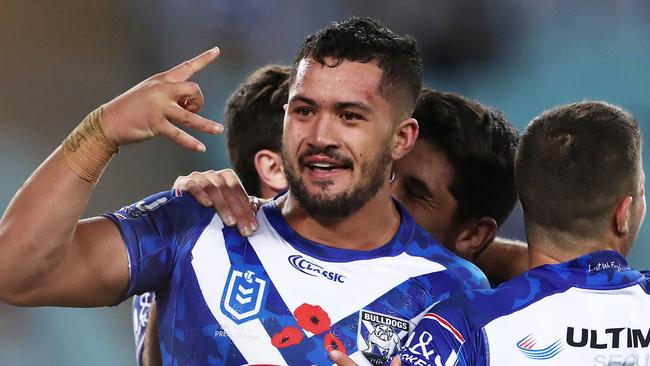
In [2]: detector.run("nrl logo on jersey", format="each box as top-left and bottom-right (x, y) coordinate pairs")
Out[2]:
(358, 310), (410, 365)
(220, 268), (268, 324)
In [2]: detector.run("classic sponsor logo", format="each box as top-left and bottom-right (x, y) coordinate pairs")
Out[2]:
(220, 268), (268, 324)
(288, 254), (345, 283)
(517, 334), (563, 360)
(359, 310), (410, 365)
(567, 327), (650, 349)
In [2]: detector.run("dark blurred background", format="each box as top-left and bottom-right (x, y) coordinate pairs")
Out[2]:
(1, 1), (649, 364)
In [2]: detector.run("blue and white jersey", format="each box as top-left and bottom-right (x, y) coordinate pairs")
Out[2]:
(132, 292), (155, 365)
(106, 189), (488, 366)
(398, 250), (650, 366)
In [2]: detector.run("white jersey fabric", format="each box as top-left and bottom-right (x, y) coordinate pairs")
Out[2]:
(398, 250), (650, 366)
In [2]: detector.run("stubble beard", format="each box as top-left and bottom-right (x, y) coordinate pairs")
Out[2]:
(282, 147), (393, 220)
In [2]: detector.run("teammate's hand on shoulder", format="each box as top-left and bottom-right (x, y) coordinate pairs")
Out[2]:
(101, 47), (223, 152)
(173, 169), (264, 236)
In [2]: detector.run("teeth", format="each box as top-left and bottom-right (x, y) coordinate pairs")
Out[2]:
(311, 163), (334, 168)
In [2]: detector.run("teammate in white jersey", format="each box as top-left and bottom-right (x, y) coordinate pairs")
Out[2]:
(396, 101), (648, 365)
(0, 17), (495, 365)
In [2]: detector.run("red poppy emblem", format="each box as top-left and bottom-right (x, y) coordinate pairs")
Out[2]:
(294, 303), (332, 335)
(271, 326), (304, 348)
(324, 333), (347, 355)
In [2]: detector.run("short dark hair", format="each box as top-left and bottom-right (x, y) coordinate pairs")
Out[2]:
(516, 101), (642, 236)
(291, 17), (422, 118)
(226, 65), (290, 197)
(413, 88), (519, 226)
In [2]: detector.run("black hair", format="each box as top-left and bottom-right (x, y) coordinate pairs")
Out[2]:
(226, 65), (290, 197)
(414, 88), (519, 226)
(516, 101), (641, 236)
(291, 17), (422, 118)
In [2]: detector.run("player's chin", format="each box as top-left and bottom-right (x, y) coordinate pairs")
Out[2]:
(304, 179), (351, 198)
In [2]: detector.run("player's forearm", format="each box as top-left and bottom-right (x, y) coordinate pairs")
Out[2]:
(0, 48), (222, 306)
(0, 147), (96, 304)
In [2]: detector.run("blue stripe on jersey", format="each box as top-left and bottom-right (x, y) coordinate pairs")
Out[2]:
(262, 199), (416, 262)
(404, 225), (491, 292)
(157, 264), (247, 365)
(222, 225), (341, 365)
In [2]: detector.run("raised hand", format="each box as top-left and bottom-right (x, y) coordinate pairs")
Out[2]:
(173, 169), (263, 236)
(101, 47), (223, 152)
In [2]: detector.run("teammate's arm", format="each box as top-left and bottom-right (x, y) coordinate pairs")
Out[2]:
(141, 302), (162, 366)
(0, 48), (222, 307)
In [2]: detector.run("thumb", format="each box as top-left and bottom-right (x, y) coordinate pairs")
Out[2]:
(389, 355), (403, 366)
(328, 350), (357, 366)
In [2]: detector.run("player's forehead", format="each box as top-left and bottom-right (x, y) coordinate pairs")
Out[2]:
(288, 57), (386, 109)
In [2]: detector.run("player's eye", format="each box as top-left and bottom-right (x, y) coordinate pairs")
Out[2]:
(403, 181), (432, 202)
(340, 112), (364, 122)
(294, 106), (313, 117)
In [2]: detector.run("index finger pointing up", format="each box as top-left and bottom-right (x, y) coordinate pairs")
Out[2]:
(165, 47), (220, 82)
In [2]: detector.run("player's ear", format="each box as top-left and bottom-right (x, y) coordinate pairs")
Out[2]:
(391, 118), (419, 161)
(614, 195), (633, 235)
(454, 217), (497, 261)
(254, 149), (287, 194)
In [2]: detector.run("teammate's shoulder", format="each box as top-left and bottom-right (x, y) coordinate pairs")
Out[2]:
(404, 225), (489, 289)
(442, 263), (573, 328)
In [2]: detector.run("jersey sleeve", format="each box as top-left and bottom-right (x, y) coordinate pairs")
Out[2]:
(132, 292), (156, 366)
(104, 189), (214, 301)
(397, 301), (486, 366)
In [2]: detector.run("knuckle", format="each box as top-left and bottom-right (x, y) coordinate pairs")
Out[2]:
(183, 111), (192, 124)
(212, 174), (226, 187)
(190, 82), (201, 94)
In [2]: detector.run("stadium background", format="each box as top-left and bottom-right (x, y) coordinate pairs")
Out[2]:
(0, 1), (648, 364)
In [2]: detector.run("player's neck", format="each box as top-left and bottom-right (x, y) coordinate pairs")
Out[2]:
(527, 230), (622, 269)
(278, 186), (401, 250)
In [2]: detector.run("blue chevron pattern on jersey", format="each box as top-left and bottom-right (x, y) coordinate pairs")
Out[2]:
(398, 250), (650, 366)
(106, 189), (489, 365)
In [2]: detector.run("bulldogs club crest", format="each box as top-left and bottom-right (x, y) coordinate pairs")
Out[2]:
(220, 268), (268, 324)
(358, 310), (410, 365)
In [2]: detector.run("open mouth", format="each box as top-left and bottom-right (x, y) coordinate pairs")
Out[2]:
(302, 156), (352, 173)
(306, 162), (340, 171)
